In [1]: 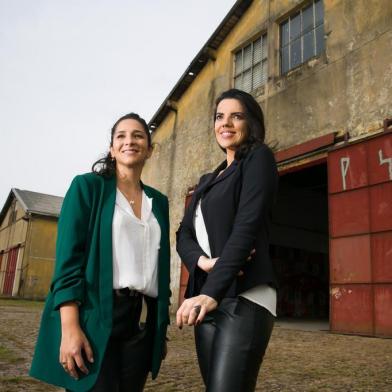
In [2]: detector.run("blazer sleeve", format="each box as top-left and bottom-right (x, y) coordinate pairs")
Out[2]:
(51, 175), (92, 310)
(200, 146), (278, 303)
(176, 175), (210, 277)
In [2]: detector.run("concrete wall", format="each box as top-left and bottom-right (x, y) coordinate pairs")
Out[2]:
(143, 0), (392, 308)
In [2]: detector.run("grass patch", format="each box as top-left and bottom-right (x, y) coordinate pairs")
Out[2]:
(0, 345), (24, 364)
(0, 298), (45, 309)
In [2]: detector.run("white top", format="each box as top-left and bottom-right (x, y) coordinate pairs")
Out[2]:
(194, 200), (277, 316)
(112, 188), (161, 298)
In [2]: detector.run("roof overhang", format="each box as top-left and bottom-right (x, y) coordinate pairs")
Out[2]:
(148, 0), (252, 131)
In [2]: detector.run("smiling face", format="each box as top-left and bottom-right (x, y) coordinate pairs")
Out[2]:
(214, 98), (248, 154)
(110, 118), (152, 169)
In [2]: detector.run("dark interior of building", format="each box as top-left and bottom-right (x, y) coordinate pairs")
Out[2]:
(270, 162), (329, 320)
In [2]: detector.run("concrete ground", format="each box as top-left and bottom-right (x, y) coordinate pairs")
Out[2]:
(0, 299), (391, 392)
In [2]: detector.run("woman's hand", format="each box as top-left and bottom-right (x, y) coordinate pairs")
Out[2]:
(197, 256), (218, 273)
(176, 294), (217, 328)
(59, 302), (94, 380)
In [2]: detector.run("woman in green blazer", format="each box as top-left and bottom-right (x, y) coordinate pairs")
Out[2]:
(30, 113), (170, 392)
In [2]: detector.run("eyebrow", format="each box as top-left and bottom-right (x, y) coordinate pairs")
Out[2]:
(115, 129), (145, 134)
(216, 111), (245, 115)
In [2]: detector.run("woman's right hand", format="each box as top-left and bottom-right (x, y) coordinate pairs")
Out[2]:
(197, 249), (255, 275)
(59, 302), (94, 380)
(197, 256), (218, 273)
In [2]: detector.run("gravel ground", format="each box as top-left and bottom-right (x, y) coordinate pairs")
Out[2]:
(0, 299), (391, 392)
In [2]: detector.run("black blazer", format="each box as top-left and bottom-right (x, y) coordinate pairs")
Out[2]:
(176, 144), (279, 303)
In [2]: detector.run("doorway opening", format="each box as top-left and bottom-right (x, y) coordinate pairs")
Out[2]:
(271, 162), (329, 321)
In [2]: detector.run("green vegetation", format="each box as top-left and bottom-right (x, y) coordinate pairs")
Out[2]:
(0, 298), (44, 308)
(0, 345), (24, 364)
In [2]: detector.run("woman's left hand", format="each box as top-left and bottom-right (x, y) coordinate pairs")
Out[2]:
(176, 294), (217, 328)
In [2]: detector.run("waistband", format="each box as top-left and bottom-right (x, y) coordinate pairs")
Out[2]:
(113, 287), (142, 298)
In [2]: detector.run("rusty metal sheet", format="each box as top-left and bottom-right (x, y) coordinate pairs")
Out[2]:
(372, 232), (392, 283)
(330, 235), (371, 284)
(328, 143), (368, 194)
(374, 284), (392, 337)
(329, 188), (370, 237)
(370, 182), (392, 232)
(330, 284), (373, 335)
(2, 248), (18, 296)
(368, 133), (392, 185)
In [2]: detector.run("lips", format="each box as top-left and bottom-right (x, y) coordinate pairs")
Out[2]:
(219, 131), (236, 139)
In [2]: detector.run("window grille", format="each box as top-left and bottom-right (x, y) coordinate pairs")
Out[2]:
(280, 0), (324, 74)
(234, 34), (268, 93)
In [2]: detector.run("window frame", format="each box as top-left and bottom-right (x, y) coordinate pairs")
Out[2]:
(280, 0), (324, 74)
(233, 32), (268, 93)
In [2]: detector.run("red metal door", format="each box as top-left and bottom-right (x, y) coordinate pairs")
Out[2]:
(178, 191), (194, 308)
(2, 247), (19, 296)
(328, 132), (392, 337)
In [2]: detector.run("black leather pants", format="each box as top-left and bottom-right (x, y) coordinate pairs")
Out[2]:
(195, 297), (274, 392)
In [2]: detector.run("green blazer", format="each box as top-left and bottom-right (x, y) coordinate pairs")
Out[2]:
(30, 173), (171, 391)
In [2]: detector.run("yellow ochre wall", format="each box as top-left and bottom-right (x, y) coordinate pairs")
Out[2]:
(20, 216), (58, 299)
(142, 0), (392, 308)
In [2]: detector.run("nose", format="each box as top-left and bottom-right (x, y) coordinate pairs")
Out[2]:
(124, 135), (136, 145)
(222, 115), (233, 128)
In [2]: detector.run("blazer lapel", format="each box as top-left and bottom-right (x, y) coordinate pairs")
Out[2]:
(210, 160), (238, 186)
(143, 185), (168, 301)
(99, 175), (116, 324)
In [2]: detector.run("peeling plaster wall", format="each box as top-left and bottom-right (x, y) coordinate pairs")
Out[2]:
(143, 0), (392, 309)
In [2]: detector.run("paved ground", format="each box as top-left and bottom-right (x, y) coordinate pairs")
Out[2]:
(0, 299), (391, 392)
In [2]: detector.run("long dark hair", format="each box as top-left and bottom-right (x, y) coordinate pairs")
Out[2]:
(214, 88), (265, 160)
(92, 112), (152, 177)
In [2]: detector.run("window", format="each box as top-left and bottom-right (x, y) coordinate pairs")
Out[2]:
(280, 0), (324, 74)
(234, 34), (268, 93)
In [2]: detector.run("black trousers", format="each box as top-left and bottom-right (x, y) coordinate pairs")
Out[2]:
(67, 293), (156, 392)
(195, 297), (274, 392)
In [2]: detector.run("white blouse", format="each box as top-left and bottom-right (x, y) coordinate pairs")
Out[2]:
(194, 200), (277, 316)
(112, 188), (161, 298)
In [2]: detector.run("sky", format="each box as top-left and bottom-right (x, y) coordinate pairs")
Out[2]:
(0, 0), (235, 208)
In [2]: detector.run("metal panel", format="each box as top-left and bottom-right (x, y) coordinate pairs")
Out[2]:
(370, 182), (392, 232)
(368, 133), (392, 185)
(2, 247), (18, 296)
(330, 284), (373, 335)
(372, 232), (392, 283)
(374, 284), (392, 337)
(329, 188), (370, 237)
(330, 235), (371, 283)
(328, 143), (368, 194)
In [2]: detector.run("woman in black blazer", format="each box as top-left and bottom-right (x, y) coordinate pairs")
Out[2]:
(176, 89), (279, 392)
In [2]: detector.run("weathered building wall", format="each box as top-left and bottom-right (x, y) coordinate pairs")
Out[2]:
(0, 200), (29, 295)
(20, 216), (58, 299)
(143, 0), (392, 308)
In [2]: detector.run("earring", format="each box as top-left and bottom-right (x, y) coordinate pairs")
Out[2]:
(111, 156), (115, 162)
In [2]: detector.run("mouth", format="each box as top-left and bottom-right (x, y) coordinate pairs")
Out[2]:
(219, 131), (236, 139)
(121, 148), (139, 154)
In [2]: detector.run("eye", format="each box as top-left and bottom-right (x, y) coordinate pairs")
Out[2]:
(233, 113), (244, 120)
(215, 113), (223, 121)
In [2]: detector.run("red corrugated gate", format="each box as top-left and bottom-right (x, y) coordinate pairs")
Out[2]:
(329, 132), (392, 337)
(2, 246), (19, 296)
